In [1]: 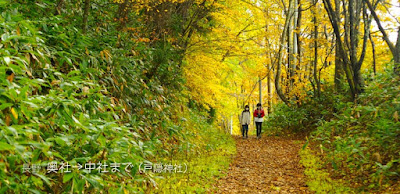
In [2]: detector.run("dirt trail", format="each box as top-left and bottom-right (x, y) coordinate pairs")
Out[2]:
(215, 135), (310, 193)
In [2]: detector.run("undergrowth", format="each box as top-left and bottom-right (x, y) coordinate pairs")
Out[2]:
(266, 65), (400, 192)
(300, 146), (353, 193)
(0, 1), (234, 193)
(154, 112), (236, 193)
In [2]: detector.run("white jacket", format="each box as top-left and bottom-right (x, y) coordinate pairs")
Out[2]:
(240, 111), (251, 125)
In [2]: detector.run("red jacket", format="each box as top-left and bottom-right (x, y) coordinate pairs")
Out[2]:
(253, 109), (265, 118)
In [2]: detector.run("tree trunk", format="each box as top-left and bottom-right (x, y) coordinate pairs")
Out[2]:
(324, 0), (357, 98)
(297, 0), (302, 82)
(335, 47), (344, 91)
(82, 0), (91, 34)
(394, 29), (400, 74)
(325, 0), (371, 98)
(288, 0), (298, 92)
(364, 0), (400, 75)
(349, 0), (363, 94)
(292, 0), (298, 89)
(275, 0), (292, 105)
(312, 0), (321, 97)
(369, 34), (376, 75)
(267, 66), (272, 114)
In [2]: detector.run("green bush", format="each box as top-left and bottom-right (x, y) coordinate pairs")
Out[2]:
(300, 147), (353, 193)
(267, 65), (400, 191)
(311, 68), (400, 190)
(264, 86), (346, 134)
(0, 1), (234, 193)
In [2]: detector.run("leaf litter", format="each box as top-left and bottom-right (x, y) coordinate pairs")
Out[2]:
(214, 135), (310, 193)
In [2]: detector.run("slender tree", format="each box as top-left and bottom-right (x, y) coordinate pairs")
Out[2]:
(275, 0), (292, 105)
(323, 0), (372, 98)
(312, 0), (321, 97)
(334, 0), (344, 91)
(369, 33), (377, 75)
(82, 0), (90, 34)
(364, 0), (400, 75)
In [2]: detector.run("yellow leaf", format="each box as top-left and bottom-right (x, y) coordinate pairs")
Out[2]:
(25, 53), (30, 64)
(25, 69), (32, 77)
(7, 73), (14, 83)
(51, 80), (61, 86)
(100, 51), (104, 59)
(16, 26), (20, 35)
(5, 115), (11, 126)
(394, 111), (399, 122)
(11, 108), (18, 119)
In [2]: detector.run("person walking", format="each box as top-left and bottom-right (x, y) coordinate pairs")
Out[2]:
(253, 103), (265, 139)
(240, 105), (251, 139)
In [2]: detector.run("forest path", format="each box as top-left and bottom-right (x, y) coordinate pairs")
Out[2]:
(215, 135), (310, 193)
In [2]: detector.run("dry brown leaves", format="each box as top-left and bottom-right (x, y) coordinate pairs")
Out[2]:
(214, 136), (310, 193)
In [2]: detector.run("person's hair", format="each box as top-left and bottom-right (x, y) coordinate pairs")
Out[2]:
(243, 105), (249, 112)
(257, 103), (261, 107)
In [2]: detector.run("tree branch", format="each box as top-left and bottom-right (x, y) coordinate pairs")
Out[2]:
(363, 0), (396, 54)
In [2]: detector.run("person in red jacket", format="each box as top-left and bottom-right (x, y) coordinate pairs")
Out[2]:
(253, 103), (265, 139)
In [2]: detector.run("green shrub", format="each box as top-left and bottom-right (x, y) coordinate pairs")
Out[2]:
(300, 146), (353, 193)
(310, 68), (400, 191)
(0, 2), (234, 193)
(268, 65), (400, 191)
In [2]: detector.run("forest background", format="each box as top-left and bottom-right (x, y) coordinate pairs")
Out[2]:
(0, 0), (400, 192)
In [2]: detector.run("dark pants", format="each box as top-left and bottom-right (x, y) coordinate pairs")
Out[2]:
(242, 124), (248, 137)
(256, 122), (262, 137)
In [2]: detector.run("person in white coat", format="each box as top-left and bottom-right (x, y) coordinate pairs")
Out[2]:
(240, 105), (251, 139)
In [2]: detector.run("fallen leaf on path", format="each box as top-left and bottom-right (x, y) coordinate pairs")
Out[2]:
(214, 136), (310, 193)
